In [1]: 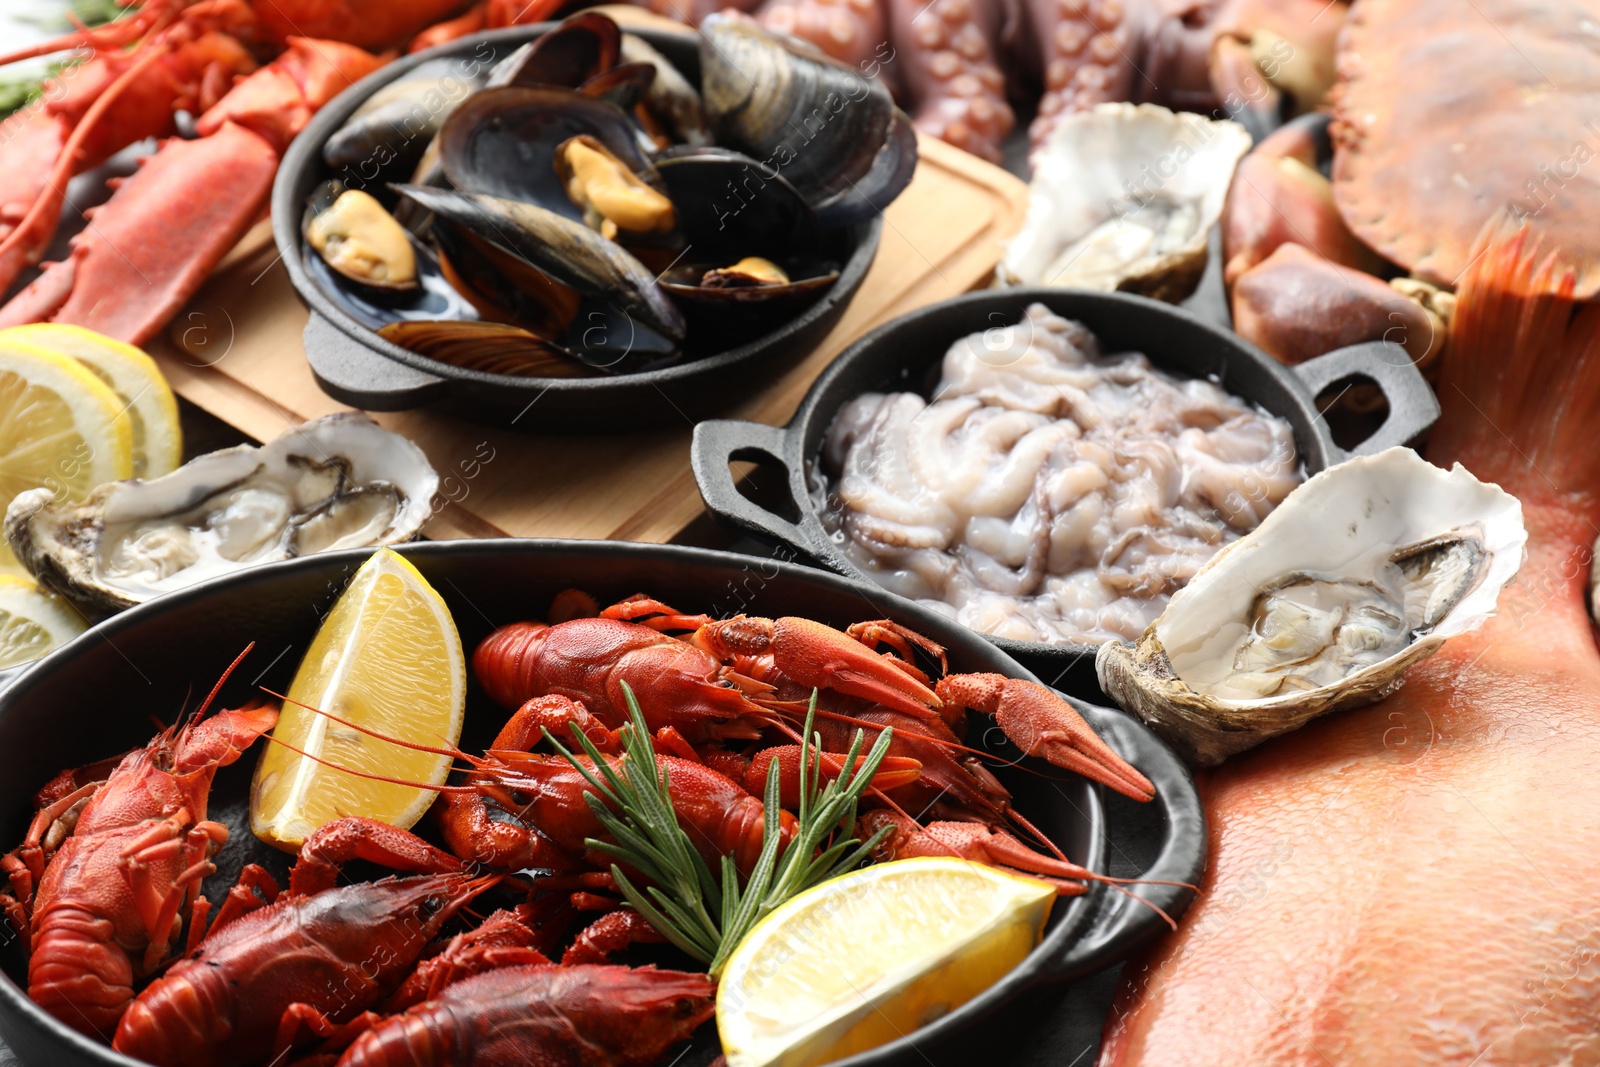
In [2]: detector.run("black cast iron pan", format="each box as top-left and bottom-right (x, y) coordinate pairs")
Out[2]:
(273, 26), (882, 433)
(690, 287), (1440, 688)
(0, 540), (1202, 1067)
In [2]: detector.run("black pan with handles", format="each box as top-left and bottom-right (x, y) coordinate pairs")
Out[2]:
(691, 287), (1440, 684)
(0, 540), (1201, 1067)
(272, 25), (882, 432)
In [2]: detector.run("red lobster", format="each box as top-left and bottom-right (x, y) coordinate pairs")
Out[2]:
(0, 650), (277, 1039)
(112, 816), (497, 1067)
(335, 963), (717, 1067)
(0, 0), (569, 344)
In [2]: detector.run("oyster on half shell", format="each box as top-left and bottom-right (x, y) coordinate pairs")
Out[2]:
(1096, 448), (1525, 765)
(999, 103), (1251, 303)
(5, 413), (438, 615)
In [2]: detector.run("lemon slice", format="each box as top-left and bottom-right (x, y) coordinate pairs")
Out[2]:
(718, 858), (1056, 1067)
(0, 575), (86, 670)
(0, 341), (134, 576)
(250, 549), (465, 851)
(0, 324), (182, 479)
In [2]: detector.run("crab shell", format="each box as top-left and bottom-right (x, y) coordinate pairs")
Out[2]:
(1097, 448), (1526, 765)
(1332, 0), (1600, 295)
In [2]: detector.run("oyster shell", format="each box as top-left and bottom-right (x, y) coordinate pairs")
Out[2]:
(5, 414), (438, 615)
(1096, 448), (1525, 765)
(999, 103), (1251, 303)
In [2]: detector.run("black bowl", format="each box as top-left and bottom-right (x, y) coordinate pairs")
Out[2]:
(0, 540), (1202, 1067)
(273, 25), (883, 433)
(690, 288), (1440, 687)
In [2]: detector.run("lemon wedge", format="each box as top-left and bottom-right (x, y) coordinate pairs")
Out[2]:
(0, 575), (86, 670)
(0, 324), (181, 479)
(250, 549), (465, 850)
(717, 858), (1056, 1067)
(0, 341), (134, 577)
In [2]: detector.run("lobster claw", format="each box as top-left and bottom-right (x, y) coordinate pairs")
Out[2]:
(695, 616), (942, 719)
(936, 674), (1156, 803)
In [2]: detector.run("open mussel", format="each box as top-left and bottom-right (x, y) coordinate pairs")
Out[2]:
(302, 180), (418, 292)
(654, 149), (842, 347)
(376, 321), (601, 378)
(391, 183), (686, 343)
(698, 13), (916, 227)
(438, 87), (655, 225)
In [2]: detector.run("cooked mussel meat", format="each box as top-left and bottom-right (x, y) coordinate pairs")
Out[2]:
(697, 12), (916, 226)
(556, 134), (676, 240)
(302, 181), (418, 291)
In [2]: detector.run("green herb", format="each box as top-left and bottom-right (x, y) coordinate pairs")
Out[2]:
(0, 0), (135, 120)
(545, 684), (893, 976)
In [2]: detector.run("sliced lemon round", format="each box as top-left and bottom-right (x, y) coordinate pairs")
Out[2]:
(717, 857), (1056, 1067)
(0, 341), (134, 577)
(0, 324), (182, 479)
(0, 575), (87, 670)
(250, 548), (465, 851)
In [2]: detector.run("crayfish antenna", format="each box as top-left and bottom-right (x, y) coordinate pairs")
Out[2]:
(259, 687), (487, 768)
(261, 735), (478, 795)
(192, 643), (255, 721)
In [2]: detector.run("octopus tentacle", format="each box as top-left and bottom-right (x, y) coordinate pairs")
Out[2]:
(758, 0), (890, 73)
(883, 0), (1013, 163)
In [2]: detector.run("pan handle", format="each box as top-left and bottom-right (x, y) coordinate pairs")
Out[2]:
(1039, 699), (1206, 980)
(1292, 340), (1440, 458)
(303, 312), (448, 411)
(690, 419), (814, 554)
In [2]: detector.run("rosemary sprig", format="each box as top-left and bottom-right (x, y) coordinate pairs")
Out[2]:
(544, 683), (893, 976)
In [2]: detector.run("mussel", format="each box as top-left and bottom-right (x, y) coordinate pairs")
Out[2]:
(485, 11), (622, 91)
(437, 87), (656, 226)
(323, 59), (486, 177)
(620, 33), (712, 147)
(697, 13), (917, 227)
(391, 183), (686, 343)
(302, 181), (418, 292)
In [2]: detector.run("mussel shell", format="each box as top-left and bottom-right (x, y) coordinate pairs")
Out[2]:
(438, 87), (656, 224)
(485, 12), (622, 90)
(620, 32), (712, 147)
(377, 320), (597, 377)
(662, 267), (841, 350)
(698, 13), (917, 227)
(433, 225), (580, 338)
(392, 183), (687, 342)
(302, 241), (477, 332)
(322, 59), (484, 174)
(579, 62), (656, 113)
(655, 148), (827, 267)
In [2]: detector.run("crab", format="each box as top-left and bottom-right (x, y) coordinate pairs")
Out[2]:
(1222, 0), (1600, 370)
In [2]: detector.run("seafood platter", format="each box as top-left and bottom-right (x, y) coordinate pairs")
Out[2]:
(273, 13), (912, 428)
(0, 541), (1201, 1066)
(1, 0), (1600, 1064)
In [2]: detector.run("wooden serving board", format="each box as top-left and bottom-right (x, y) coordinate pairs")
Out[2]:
(145, 134), (1027, 544)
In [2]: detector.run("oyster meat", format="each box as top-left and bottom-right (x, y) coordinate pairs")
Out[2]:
(999, 104), (1251, 303)
(5, 414), (438, 615)
(1096, 447), (1526, 764)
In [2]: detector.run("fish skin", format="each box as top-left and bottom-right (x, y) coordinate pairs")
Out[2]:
(1099, 233), (1600, 1066)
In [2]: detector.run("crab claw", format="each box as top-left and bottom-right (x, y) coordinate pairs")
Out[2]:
(694, 616), (942, 719)
(935, 674), (1156, 802)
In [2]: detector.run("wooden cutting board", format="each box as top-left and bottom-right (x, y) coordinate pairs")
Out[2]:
(145, 134), (1027, 544)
